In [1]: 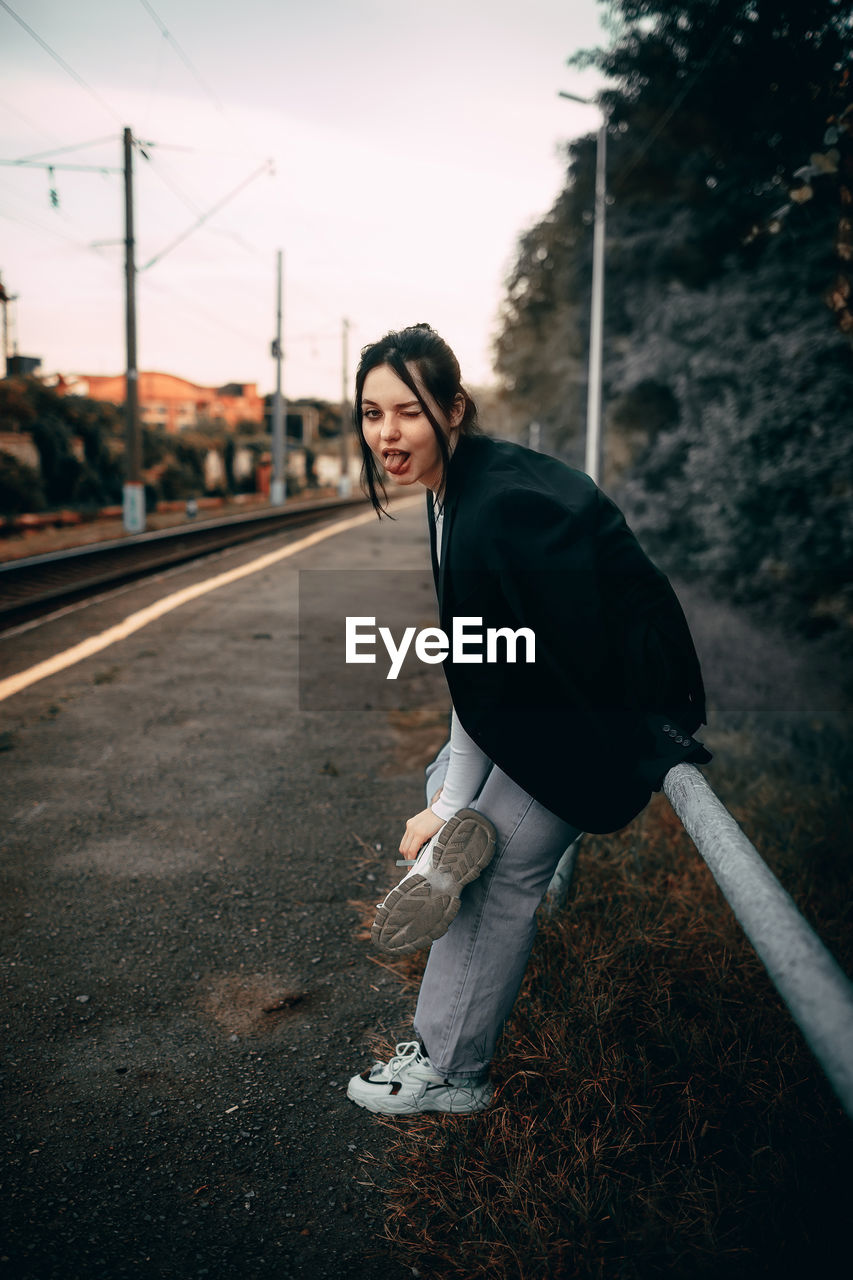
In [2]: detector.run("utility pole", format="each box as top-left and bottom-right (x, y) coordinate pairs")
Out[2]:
(339, 317), (351, 497)
(270, 249), (286, 505)
(585, 115), (607, 486)
(0, 274), (10, 378)
(559, 92), (607, 486)
(123, 127), (144, 533)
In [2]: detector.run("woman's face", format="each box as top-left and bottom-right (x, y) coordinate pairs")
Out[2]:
(361, 363), (462, 492)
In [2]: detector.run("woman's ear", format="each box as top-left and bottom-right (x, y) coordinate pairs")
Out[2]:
(449, 393), (466, 430)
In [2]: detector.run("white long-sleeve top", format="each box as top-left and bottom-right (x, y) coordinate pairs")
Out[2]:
(429, 494), (492, 822)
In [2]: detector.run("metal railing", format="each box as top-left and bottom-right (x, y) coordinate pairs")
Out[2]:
(545, 762), (853, 1120)
(0, 493), (369, 624)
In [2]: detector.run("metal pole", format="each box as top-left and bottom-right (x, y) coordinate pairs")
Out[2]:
(544, 836), (583, 913)
(0, 275), (8, 378)
(122, 127), (144, 533)
(584, 117), (606, 486)
(664, 763), (853, 1120)
(270, 249), (285, 505)
(339, 317), (351, 497)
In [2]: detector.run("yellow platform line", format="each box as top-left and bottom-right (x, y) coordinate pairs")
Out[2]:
(0, 502), (413, 705)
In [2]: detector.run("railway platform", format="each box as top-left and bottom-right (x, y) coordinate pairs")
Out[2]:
(0, 495), (445, 1280)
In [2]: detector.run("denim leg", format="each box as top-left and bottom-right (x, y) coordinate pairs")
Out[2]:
(413, 762), (581, 1078)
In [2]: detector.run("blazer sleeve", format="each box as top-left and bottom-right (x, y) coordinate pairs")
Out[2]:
(591, 486), (712, 785)
(486, 485), (711, 790)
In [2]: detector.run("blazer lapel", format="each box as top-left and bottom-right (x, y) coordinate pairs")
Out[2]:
(426, 485), (458, 606)
(426, 491), (440, 587)
(437, 491), (455, 606)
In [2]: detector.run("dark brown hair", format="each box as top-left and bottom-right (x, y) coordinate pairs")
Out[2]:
(353, 323), (480, 516)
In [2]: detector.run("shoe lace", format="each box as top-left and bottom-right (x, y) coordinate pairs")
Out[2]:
(387, 1040), (425, 1075)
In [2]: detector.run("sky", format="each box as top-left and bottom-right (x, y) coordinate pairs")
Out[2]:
(1, 0), (609, 402)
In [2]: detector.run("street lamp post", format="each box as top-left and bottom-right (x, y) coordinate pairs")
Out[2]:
(339, 317), (352, 497)
(271, 249), (286, 506)
(559, 92), (607, 486)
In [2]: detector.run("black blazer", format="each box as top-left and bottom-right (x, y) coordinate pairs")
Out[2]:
(427, 432), (711, 834)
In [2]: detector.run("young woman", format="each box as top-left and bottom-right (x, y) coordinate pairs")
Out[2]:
(346, 323), (711, 1116)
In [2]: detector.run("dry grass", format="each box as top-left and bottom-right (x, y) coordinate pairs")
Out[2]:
(359, 727), (853, 1279)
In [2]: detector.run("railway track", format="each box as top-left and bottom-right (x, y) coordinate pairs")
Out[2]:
(0, 494), (371, 630)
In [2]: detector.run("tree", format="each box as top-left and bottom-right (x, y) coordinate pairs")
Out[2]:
(30, 415), (84, 508)
(616, 263), (853, 614)
(494, 187), (589, 455)
(494, 0), (853, 624)
(0, 377), (123, 510)
(0, 453), (45, 516)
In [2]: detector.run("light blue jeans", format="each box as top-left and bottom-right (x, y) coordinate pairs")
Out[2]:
(413, 740), (582, 1079)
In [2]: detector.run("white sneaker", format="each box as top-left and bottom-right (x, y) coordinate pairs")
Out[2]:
(371, 808), (497, 955)
(346, 1040), (493, 1115)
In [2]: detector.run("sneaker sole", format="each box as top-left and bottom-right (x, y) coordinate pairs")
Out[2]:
(371, 808), (497, 955)
(346, 1080), (493, 1115)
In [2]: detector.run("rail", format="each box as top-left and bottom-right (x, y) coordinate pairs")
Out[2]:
(0, 494), (369, 625)
(545, 763), (853, 1120)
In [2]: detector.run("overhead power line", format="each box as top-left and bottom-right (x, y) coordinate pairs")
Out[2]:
(0, 0), (120, 123)
(0, 158), (121, 174)
(138, 0), (223, 112)
(2, 130), (273, 262)
(139, 147), (204, 218)
(0, 94), (60, 148)
(0, 205), (119, 259)
(14, 135), (117, 164)
(140, 159), (274, 272)
(138, 149), (265, 257)
(140, 276), (265, 348)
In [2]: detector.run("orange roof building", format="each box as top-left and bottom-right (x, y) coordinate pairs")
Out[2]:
(58, 371), (264, 433)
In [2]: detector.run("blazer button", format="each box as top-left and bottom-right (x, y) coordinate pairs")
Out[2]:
(662, 724), (670, 732)
(675, 735), (685, 744)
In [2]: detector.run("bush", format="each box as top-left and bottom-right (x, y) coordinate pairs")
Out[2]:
(30, 415), (84, 507)
(614, 262), (853, 626)
(158, 462), (200, 501)
(0, 379), (124, 513)
(0, 452), (46, 516)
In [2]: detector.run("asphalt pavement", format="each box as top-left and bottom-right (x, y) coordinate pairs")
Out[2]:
(0, 494), (448, 1280)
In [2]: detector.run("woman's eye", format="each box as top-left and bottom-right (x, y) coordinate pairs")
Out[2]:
(404, 409), (422, 418)
(363, 409), (381, 420)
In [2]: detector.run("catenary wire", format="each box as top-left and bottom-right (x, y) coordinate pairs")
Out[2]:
(139, 275), (270, 348)
(139, 160), (273, 272)
(0, 205), (121, 262)
(135, 143), (267, 258)
(0, 0), (121, 124)
(138, 145), (204, 218)
(137, 0), (223, 113)
(13, 135), (117, 164)
(0, 95), (62, 149)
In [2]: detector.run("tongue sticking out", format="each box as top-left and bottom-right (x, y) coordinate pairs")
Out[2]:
(384, 451), (410, 475)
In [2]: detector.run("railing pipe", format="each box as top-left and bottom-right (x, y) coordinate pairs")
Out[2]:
(663, 763), (853, 1120)
(544, 837), (583, 912)
(545, 763), (853, 1119)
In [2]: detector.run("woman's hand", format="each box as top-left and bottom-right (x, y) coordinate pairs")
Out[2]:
(400, 808), (444, 859)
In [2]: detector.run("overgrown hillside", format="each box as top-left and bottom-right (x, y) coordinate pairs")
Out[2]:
(494, 0), (853, 631)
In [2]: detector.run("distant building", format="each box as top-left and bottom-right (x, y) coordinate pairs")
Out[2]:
(6, 355), (41, 377)
(56, 371), (264, 433)
(263, 398), (320, 445)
